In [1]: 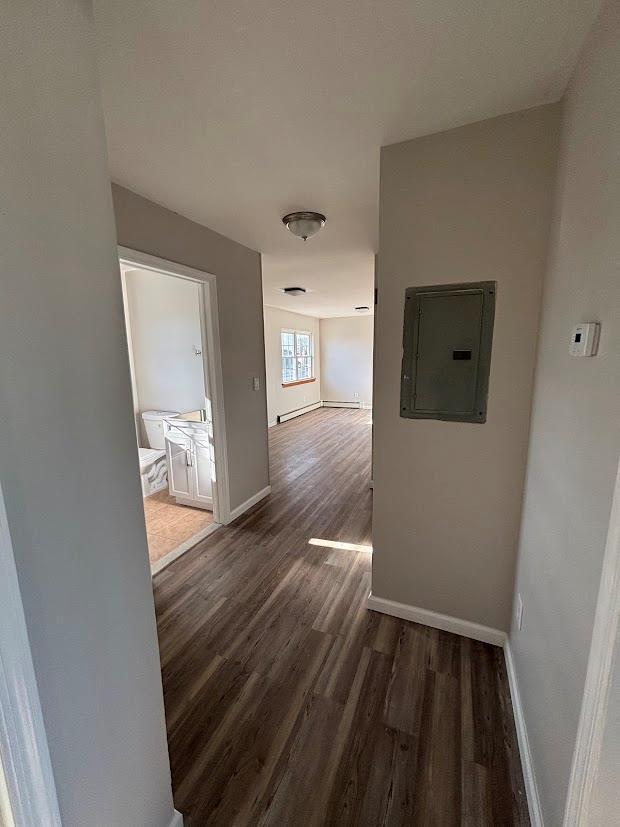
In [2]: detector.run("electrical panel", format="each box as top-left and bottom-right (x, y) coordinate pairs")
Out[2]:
(400, 281), (496, 423)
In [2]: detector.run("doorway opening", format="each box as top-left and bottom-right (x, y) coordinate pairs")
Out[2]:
(118, 248), (230, 573)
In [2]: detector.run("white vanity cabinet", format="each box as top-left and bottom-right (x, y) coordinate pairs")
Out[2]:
(164, 414), (213, 510)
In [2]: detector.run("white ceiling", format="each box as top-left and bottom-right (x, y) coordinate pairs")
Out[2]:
(94, 0), (599, 318)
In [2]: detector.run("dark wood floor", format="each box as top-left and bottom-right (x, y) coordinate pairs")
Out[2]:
(153, 408), (529, 826)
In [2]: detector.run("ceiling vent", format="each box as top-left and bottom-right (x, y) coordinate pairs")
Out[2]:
(282, 287), (307, 297)
(355, 306), (370, 313)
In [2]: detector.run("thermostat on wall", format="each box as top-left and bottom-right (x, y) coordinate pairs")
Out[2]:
(569, 322), (600, 357)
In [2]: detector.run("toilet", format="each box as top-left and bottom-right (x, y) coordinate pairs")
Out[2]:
(139, 410), (179, 496)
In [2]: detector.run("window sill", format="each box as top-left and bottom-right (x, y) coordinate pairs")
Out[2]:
(282, 378), (316, 388)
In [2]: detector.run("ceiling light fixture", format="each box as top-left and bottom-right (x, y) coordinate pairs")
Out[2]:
(281, 287), (306, 296)
(282, 211), (326, 241)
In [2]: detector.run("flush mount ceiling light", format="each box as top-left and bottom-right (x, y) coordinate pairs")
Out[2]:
(355, 306), (370, 313)
(282, 211), (326, 241)
(281, 286), (307, 296)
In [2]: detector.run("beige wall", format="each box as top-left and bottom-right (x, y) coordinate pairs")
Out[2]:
(124, 268), (206, 445)
(320, 316), (374, 406)
(373, 104), (561, 631)
(510, 3), (620, 822)
(112, 185), (269, 510)
(263, 306), (321, 425)
(0, 2), (175, 823)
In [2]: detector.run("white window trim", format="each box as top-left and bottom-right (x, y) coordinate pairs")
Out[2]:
(281, 329), (315, 385)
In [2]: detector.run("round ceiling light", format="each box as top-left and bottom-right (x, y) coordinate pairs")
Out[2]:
(282, 211), (326, 241)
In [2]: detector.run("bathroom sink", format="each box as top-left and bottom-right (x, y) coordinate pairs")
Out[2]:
(175, 409), (208, 423)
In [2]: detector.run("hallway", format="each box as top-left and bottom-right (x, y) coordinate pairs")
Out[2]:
(153, 408), (528, 825)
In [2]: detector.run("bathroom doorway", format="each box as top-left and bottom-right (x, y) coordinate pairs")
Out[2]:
(118, 249), (229, 574)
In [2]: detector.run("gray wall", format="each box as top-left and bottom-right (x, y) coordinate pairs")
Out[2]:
(320, 316), (374, 406)
(0, 2), (175, 824)
(373, 104), (560, 631)
(112, 185), (270, 510)
(511, 3), (620, 822)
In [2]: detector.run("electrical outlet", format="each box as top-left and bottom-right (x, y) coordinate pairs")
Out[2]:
(515, 593), (524, 631)
(253, 377), (260, 391)
(354, 392), (360, 399)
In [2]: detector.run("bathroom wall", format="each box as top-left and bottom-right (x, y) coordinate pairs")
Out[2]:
(263, 305), (321, 425)
(320, 315), (374, 406)
(0, 1), (175, 823)
(124, 268), (206, 445)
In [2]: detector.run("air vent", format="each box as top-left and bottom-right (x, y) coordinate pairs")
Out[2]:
(282, 287), (306, 296)
(355, 306), (370, 313)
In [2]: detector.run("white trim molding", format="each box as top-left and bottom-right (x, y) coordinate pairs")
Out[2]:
(150, 522), (221, 576)
(366, 593), (506, 647)
(228, 486), (272, 522)
(0, 481), (62, 826)
(169, 809), (184, 827)
(563, 458), (620, 826)
(504, 641), (544, 827)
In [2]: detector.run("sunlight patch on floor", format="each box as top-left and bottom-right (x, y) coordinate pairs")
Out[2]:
(308, 538), (372, 554)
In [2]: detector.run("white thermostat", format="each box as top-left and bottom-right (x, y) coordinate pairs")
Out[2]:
(569, 322), (600, 357)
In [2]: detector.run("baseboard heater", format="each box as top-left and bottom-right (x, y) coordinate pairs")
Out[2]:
(277, 401), (323, 423)
(277, 400), (371, 424)
(323, 400), (371, 409)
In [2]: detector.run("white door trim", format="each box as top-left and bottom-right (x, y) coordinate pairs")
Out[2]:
(118, 247), (232, 524)
(0, 480), (61, 826)
(563, 455), (620, 825)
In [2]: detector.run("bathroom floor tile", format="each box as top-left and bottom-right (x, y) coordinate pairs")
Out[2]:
(157, 511), (214, 543)
(147, 533), (179, 563)
(143, 492), (215, 566)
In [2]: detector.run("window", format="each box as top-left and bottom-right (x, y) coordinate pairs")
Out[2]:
(281, 330), (315, 385)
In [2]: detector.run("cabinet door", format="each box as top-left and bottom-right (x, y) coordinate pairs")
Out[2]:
(166, 434), (193, 499)
(191, 430), (213, 508)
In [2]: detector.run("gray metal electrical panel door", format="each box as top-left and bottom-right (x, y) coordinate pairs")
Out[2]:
(400, 281), (496, 423)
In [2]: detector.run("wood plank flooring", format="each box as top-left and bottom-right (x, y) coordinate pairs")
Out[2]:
(153, 408), (529, 826)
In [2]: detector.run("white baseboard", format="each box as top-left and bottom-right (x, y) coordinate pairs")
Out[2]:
(366, 593), (506, 647)
(504, 642), (544, 827)
(168, 810), (184, 827)
(228, 485), (272, 522)
(278, 402), (322, 423)
(150, 522), (221, 576)
(268, 419), (277, 428)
